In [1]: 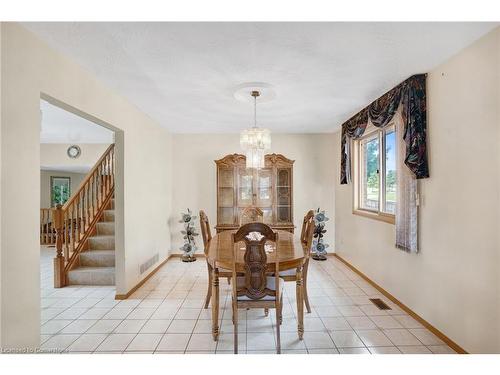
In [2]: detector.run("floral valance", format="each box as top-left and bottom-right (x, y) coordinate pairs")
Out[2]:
(340, 74), (429, 184)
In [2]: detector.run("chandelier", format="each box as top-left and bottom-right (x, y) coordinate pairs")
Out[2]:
(240, 91), (271, 169)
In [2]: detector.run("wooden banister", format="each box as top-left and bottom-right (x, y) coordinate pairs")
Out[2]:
(62, 143), (115, 211)
(40, 208), (56, 245)
(48, 143), (115, 288)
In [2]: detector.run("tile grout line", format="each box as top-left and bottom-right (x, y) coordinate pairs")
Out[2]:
(40, 250), (450, 355)
(121, 287), (169, 353)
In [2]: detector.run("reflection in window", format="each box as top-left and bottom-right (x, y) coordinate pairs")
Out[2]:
(384, 130), (396, 214)
(360, 136), (380, 211)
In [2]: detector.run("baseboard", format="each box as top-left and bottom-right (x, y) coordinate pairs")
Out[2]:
(333, 253), (467, 354)
(115, 257), (169, 300)
(114, 253), (205, 300)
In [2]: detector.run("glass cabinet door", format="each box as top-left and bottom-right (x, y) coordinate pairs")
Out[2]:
(237, 167), (254, 207)
(276, 168), (292, 223)
(256, 168), (273, 224)
(218, 167), (235, 224)
(255, 168), (272, 207)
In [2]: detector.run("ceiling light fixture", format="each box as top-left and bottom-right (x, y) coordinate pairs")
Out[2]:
(240, 90), (271, 169)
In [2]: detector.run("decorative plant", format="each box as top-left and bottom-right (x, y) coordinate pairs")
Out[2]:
(179, 208), (199, 262)
(311, 208), (329, 261)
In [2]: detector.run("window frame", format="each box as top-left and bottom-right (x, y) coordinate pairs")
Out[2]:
(352, 123), (396, 224)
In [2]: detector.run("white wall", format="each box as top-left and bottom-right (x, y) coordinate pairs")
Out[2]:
(0, 23), (173, 349)
(40, 143), (111, 208)
(170, 133), (335, 253)
(40, 143), (110, 169)
(40, 171), (86, 208)
(334, 28), (500, 353)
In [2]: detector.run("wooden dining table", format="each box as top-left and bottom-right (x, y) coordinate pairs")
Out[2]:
(206, 229), (306, 341)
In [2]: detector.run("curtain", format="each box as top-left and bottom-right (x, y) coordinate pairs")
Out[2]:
(394, 109), (419, 252)
(340, 109), (368, 184)
(340, 74), (429, 184)
(401, 75), (429, 179)
(338, 74), (426, 253)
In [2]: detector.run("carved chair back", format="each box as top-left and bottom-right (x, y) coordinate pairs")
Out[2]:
(199, 210), (212, 255)
(300, 210), (315, 246)
(302, 211), (315, 259)
(239, 207), (264, 226)
(231, 222), (280, 300)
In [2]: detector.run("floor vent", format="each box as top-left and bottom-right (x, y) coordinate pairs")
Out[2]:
(369, 298), (392, 310)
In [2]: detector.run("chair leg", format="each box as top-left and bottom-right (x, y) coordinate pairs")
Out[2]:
(302, 269), (311, 314)
(279, 303), (283, 325)
(204, 268), (212, 309)
(275, 304), (281, 354)
(264, 308), (269, 317)
(296, 268), (304, 340)
(233, 301), (238, 354)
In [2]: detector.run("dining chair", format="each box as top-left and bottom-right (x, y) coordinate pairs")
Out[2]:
(239, 206), (264, 225)
(279, 210), (315, 313)
(199, 210), (233, 309)
(231, 222), (283, 354)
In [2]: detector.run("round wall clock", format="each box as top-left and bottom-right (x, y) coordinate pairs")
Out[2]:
(67, 145), (81, 159)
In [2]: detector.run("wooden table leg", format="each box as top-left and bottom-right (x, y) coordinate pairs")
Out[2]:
(211, 267), (220, 341)
(296, 266), (304, 340)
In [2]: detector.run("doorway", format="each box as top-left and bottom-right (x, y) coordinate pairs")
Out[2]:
(39, 96), (124, 350)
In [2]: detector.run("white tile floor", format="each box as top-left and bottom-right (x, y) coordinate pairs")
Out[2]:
(40, 246), (456, 354)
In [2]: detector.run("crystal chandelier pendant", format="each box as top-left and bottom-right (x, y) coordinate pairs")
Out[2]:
(240, 91), (271, 169)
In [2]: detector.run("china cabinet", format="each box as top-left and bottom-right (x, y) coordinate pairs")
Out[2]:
(215, 153), (294, 233)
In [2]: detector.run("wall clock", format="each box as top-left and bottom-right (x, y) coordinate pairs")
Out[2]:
(67, 145), (81, 159)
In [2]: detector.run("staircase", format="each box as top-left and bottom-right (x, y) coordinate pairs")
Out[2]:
(48, 144), (116, 288)
(67, 198), (115, 285)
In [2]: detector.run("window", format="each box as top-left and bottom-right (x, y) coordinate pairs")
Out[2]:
(359, 134), (380, 211)
(50, 176), (71, 207)
(384, 129), (397, 215)
(353, 124), (396, 223)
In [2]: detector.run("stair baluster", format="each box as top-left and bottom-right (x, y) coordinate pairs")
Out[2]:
(54, 204), (65, 288)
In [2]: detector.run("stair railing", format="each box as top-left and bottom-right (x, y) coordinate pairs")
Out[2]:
(53, 143), (115, 287)
(40, 208), (56, 245)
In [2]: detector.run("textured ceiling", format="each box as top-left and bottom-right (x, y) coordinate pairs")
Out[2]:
(41, 99), (114, 143)
(26, 22), (497, 133)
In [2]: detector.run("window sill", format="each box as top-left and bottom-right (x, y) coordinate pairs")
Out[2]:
(352, 209), (395, 225)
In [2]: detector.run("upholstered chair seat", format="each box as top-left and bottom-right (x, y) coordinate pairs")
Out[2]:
(279, 268), (297, 277)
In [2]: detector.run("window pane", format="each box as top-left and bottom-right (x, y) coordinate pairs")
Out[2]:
(384, 130), (396, 214)
(51, 177), (71, 207)
(361, 137), (379, 211)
